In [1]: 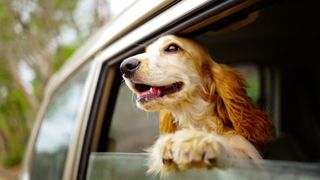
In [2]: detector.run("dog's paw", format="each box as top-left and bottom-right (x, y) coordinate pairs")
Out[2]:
(170, 130), (228, 169)
(146, 134), (176, 175)
(147, 130), (232, 176)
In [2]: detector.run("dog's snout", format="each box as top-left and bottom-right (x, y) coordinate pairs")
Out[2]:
(120, 58), (140, 78)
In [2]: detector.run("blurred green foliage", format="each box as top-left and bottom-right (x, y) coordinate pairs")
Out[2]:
(0, 89), (29, 164)
(0, 0), (107, 168)
(246, 73), (260, 104)
(53, 44), (81, 71)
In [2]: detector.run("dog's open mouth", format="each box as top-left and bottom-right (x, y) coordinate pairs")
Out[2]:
(134, 82), (183, 103)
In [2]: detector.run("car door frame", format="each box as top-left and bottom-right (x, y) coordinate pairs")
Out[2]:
(73, 0), (278, 180)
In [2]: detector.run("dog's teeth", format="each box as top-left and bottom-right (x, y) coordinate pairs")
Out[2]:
(150, 87), (156, 94)
(157, 89), (161, 96)
(150, 87), (161, 96)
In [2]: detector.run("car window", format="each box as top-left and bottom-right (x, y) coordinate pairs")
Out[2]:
(232, 65), (261, 104)
(86, 153), (320, 180)
(108, 83), (159, 152)
(29, 64), (91, 180)
(108, 65), (260, 153)
(85, 0), (320, 179)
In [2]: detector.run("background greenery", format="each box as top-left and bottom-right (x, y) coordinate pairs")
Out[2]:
(0, 0), (110, 169)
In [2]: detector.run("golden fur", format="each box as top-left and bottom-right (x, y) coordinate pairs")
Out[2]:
(121, 35), (274, 176)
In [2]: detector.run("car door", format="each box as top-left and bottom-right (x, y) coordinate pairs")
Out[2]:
(22, 0), (320, 179)
(78, 0), (320, 179)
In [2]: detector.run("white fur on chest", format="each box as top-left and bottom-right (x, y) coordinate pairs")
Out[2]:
(170, 95), (220, 132)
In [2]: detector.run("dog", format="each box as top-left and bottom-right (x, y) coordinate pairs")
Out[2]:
(120, 35), (274, 176)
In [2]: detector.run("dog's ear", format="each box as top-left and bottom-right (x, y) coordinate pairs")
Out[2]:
(159, 110), (177, 134)
(210, 64), (275, 145)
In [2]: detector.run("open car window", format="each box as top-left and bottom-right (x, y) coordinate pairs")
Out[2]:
(82, 0), (320, 179)
(107, 64), (261, 153)
(108, 83), (159, 152)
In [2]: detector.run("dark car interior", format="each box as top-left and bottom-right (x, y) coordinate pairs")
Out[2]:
(195, 0), (320, 162)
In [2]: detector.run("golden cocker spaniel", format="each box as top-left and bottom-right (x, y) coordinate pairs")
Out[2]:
(120, 35), (274, 176)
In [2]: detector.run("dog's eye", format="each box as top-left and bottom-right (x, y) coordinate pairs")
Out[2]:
(164, 44), (181, 53)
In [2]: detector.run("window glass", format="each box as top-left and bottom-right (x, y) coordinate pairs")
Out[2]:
(87, 153), (320, 180)
(30, 64), (90, 180)
(109, 83), (159, 152)
(233, 65), (260, 104)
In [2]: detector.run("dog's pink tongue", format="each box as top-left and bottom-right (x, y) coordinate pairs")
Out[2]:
(139, 87), (161, 97)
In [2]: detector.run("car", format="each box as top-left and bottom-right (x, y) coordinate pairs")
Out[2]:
(20, 0), (320, 179)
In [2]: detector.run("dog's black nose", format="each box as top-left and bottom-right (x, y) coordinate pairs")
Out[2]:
(120, 58), (140, 78)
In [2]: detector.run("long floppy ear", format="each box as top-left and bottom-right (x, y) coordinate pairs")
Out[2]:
(159, 110), (177, 134)
(211, 64), (275, 145)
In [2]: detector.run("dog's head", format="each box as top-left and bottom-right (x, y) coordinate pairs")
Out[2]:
(120, 35), (274, 145)
(120, 35), (210, 111)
